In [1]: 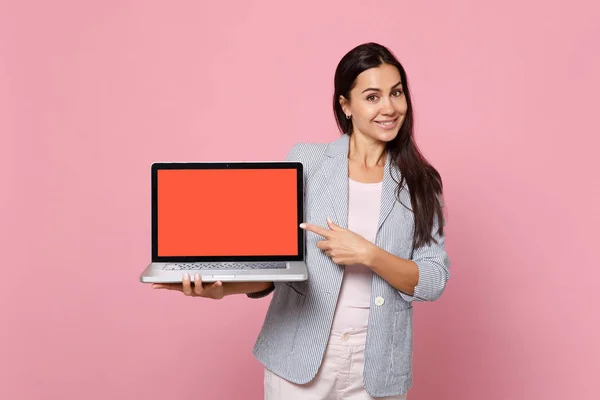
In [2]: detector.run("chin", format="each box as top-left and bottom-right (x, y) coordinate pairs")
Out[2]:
(354, 121), (403, 143)
(372, 129), (400, 143)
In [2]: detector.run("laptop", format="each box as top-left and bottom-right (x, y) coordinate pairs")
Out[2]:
(139, 161), (308, 283)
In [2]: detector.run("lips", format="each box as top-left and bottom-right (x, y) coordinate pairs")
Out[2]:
(374, 117), (399, 130)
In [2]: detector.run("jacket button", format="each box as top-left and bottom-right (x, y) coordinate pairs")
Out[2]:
(375, 296), (385, 306)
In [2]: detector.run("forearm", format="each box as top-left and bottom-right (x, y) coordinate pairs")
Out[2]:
(365, 244), (419, 296)
(223, 281), (274, 297)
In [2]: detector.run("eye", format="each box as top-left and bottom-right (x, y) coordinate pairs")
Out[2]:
(392, 90), (403, 97)
(366, 95), (379, 102)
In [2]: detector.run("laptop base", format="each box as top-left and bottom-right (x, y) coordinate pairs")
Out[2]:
(139, 261), (308, 283)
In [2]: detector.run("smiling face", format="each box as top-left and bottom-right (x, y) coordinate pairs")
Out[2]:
(339, 63), (408, 143)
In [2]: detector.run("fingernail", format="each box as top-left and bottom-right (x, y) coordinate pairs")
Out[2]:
(327, 217), (332, 223)
(183, 273), (189, 280)
(194, 274), (199, 281)
(299, 223), (306, 229)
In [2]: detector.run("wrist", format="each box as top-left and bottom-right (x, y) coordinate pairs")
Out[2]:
(222, 282), (250, 297)
(223, 281), (273, 297)
(221, 282), (237, 297)
(363, 242), (380, 268)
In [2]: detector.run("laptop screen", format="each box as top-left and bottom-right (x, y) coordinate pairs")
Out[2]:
(151, 163), (304, 262)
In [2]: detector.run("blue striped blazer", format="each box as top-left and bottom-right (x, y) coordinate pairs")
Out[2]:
(247, 133), (451, 397)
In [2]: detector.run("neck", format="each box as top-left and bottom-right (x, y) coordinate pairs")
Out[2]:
(348, 132), (387, 168)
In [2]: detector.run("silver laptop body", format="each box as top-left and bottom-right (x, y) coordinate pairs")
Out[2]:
(139, 161), (308, 284)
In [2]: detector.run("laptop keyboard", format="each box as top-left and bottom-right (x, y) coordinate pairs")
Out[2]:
(162, 262), (288, 271)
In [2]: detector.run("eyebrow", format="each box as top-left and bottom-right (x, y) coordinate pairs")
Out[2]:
(361, 80), (403, 94)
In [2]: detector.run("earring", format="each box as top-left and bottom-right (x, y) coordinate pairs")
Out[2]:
(346, 114), (351, 119)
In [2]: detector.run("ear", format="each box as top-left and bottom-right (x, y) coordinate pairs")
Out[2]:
(339, 95), (350, 115)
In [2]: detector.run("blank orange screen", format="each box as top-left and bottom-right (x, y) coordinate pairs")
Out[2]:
(157, 168), (298, 256)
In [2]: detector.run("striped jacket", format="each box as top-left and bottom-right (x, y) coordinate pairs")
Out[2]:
(248, 133), (451, 397)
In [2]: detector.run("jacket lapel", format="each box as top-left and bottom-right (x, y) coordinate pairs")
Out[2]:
(377, 152), (401, 234)
(324, 135), (350, 229)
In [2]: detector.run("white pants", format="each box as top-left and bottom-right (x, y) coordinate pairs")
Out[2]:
(264, 327), (408, 399)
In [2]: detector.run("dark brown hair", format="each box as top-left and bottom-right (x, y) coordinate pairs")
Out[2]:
(333, 42), (445, 247)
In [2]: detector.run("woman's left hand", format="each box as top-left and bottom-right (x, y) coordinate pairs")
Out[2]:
(300, 217), (376, 266)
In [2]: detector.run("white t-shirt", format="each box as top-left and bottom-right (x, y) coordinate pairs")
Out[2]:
(330, 177), (382, 332)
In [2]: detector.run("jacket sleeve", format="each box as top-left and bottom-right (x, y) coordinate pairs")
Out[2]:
(246, 143), (305, 299)
(399, 202), (450, 302)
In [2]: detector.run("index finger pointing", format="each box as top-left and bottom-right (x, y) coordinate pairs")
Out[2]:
(300, 223), (332, 239)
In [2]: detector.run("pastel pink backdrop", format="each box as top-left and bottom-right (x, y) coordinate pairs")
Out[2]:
(1, 1), (599, 399)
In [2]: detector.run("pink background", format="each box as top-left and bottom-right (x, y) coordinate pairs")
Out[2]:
(2, 1), (599, 399)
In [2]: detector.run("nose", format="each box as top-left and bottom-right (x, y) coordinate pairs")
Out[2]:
(380, 97), (394, 115)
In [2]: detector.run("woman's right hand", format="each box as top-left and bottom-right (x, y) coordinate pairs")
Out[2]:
(152, 273), (227, 299)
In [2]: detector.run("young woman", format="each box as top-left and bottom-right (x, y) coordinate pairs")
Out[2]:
(153, 42), (451, 399)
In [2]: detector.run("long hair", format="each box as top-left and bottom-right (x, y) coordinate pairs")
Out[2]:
(333, 42), (444, 248)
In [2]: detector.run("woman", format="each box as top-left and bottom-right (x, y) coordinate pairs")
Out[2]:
(153, 42), (450, 399)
